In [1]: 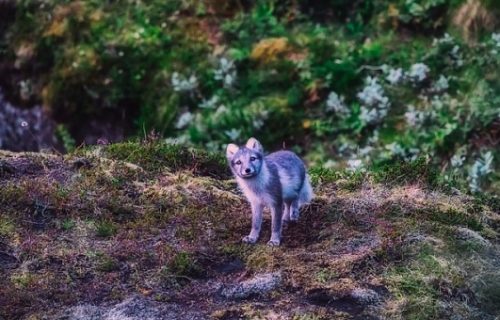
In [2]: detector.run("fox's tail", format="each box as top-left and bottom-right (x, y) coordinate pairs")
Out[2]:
(298, 174), (313, 207)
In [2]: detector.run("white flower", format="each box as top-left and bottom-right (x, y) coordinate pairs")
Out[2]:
(347, 159), (363, 171)
(450, 46), (463, 66)
(205, 141), (220, 152)
(368, 130), (379, 144)
(19, 80), (32, 100)
(451, 153), (465, 168)
(165, 134), (189, 145)
(359, 146), (373, 157)
(224, 73), (236, 87)
(357, 77), (390, 125)
(433, 33), (454, 46)
(433, 75), (449, 92)
(326, 91), (349, 114)
(405, 105), (426, 127)
(359, 107), (379, 124)
(492, 33), (500, 47)
(214, 57), (237, 88)
(386, 142), (405, 157)
(322, 160), (337, 169)
(171, 72), (198, 92)
(199, 95), (219, 109)
(224, 128), (241, 140)
(468, 151), (494, 192)
(408, 63), (430, 82)
(253, 119), (264, 129)
(175, 111), (194, 129)
(407, 148), (420, 161)
(380, 64), (390, 73)
(213, 105), (229, 121)
(338, 142), (354, 155)
(357, 77), (389, 107)
(430, 96), (445, 110)
(386, 68), (403, 85)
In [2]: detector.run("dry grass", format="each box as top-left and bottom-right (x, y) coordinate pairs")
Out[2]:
(0, 144), (499, 319)
(453, 0), (498, 42)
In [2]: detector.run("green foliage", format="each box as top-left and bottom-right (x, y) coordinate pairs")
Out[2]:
(0, 216), (15, 236)
(374, 157), (438, 187)
(101, 140), (229, 178)
(1, 0), (498, 194)
(386, 244), (453, 319)
(426, 208), (483, 231)
(56, 125), (76, 153)
(96, 253), (119, 272)
(95, 220), (117, 238)
(60, 218), (75, 231)
(168, 251), (203, 278)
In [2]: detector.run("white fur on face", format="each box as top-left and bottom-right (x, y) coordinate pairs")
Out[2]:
(236, 162), (275, 206)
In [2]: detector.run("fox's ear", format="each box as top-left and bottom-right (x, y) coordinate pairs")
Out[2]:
(226, 143), (239, 158)
(246, 137), (263, 153)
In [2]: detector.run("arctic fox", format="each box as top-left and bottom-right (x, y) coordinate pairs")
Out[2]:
(226, 137), (313, 246)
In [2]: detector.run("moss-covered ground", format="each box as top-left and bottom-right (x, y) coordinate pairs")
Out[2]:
(0, 141), (499, 319)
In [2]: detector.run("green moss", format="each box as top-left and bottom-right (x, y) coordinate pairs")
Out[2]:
(96, 254), (119, 272)
(387, 246), (443, 319)
(98, 141), (229, 178)
(374, 157), (438, 188)
(95, 220), (117, 238)
(11, 273), (35, 289)
(168, 251), (203, 278)
(60, 218), (75, 231)
(309, 167), (365, 191)
(0, 216), (15, 236)
(475, 273), (500, 315)
(426, 208), (483, 231)
(245, 246), (277, 271)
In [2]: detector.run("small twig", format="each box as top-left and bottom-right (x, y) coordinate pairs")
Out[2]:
(357, 65), (386, 73)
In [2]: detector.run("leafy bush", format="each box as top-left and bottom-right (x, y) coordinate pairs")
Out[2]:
(0, 0), (498, 194)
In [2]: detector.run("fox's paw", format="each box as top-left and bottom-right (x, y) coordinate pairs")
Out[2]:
(267, 239), (281, 247)
(242, 235), (257, 244)
(290, 209), (300, 221)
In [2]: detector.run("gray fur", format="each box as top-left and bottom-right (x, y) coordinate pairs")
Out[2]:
(226, 138), (314, 246)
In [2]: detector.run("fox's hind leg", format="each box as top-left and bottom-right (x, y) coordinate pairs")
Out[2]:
(268, 200), (283, 246)
(289, 199), (300, 221)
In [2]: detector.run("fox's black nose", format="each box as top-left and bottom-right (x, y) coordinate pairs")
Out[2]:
(245, 168), (251, 174)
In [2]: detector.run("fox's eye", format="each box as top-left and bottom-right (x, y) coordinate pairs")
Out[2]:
(235, 160), (242, 165)
(250, 156), (256, 161)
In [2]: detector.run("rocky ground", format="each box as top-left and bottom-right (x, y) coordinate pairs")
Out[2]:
(0, 141), (499, 319)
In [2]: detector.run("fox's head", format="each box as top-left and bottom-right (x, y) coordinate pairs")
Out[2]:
(226, 137), (264, 179)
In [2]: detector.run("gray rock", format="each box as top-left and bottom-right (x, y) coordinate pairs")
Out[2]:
(221, 272), (282, 300)
(350, 288), (381, 305)
(455, 227), (491, 247)
(56, 296), (206, 320)
(0, 89), (59, 152)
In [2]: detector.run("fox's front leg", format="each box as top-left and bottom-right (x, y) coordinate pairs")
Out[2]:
(289, 199), (300, 221)
(282, 201), (291, 222)
(268, 200), (283, 246)
(242, 202), (263, 244)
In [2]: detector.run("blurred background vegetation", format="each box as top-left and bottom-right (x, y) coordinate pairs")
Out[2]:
(0, 0), (498, 193)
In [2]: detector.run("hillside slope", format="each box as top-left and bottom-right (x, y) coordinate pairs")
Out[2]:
(0, 142), (499, 319)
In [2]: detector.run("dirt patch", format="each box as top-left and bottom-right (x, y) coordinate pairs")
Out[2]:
(0, 149), (499, 319)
